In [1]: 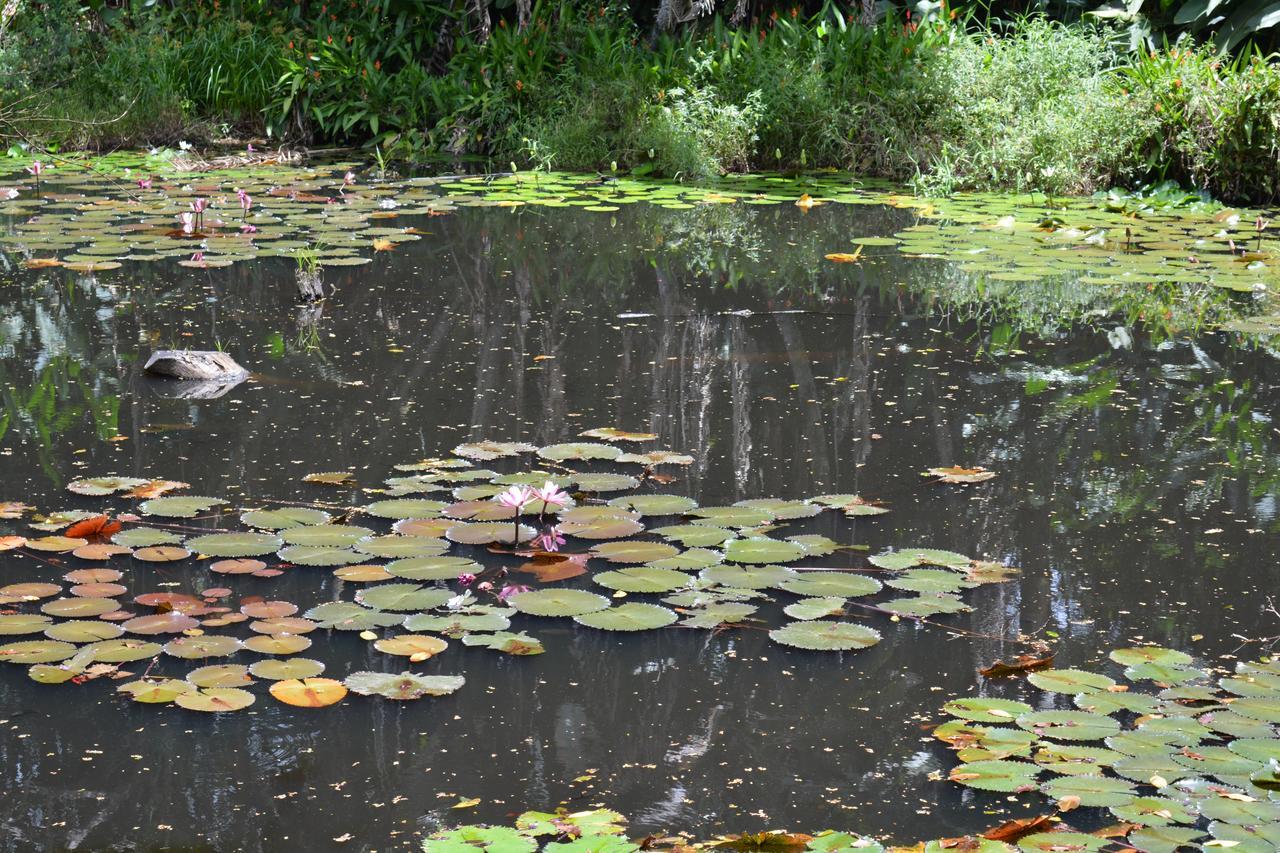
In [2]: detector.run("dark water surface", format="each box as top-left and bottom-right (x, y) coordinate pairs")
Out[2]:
(2, 198), (1279, 851)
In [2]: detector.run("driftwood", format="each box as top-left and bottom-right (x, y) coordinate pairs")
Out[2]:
(296, 269), (324, 302)
(144, 350), (247, 381)
(144, 377), (246, 400)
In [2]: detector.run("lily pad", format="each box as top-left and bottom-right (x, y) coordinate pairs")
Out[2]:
(356, 584), (455, 612)
(593, 568), (691, 593)
(573, 603), (677, 631)
(303, 602), (404, 630)
(240, 507), (332, 529)
(776, 573), (882, 598)
(768, 621), (881, 651)
(174, 687), (255, 712)
(508, 589), (611, 617)
(344, 670), (465, 699)
(139, 496), (228, 518)
(185, 532), (283, 557)
(723, 538), (808, 564)
(782, 597), (847, 620)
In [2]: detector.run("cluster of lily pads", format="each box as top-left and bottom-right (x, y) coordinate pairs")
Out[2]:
(419, 807), (886, 853)
(1, 155), (1274, 296)
(937, 649), (1280, 852)
(0, 432), (1012, 712)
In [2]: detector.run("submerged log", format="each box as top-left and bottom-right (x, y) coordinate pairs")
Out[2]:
(144, 350), (248, 382)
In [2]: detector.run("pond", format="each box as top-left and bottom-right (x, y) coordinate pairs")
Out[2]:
(1, 158), (1279, 850)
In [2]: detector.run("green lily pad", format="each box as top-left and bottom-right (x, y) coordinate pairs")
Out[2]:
(0, 614), (54, 635)
(1124, 826), (1205, 853)
(402, 612), (512, 635)
(651, 525), (735, 548)
(111, 527), (183, 547)
(776, 573), (882, 598)
(1015, 832), (1107, 852)
(0, 640), (78, 664)
(85, 638), (164, 662)
(593, 567), (691, 593)
(1110, 796), (1197, 827)
(699, 564), (795, 588)
(606, 494), (698, 516)
(364, 499), (448, 519)
(355, 584), (455, 612)
(678, 603), (759, 628)
(277, 545), (366, 566)
(868, 548), (970, 570)
(185, 532), (283, 557)
(724, 537), (808, 564)
(537, 442), (621, 461)
(944, 697), (1035, 723)
(783, 597), (847, 620)
(174, 687), (255, 712)
(509, 589), (611, 617)
(879, 594), (972, 617)
(139, 496), (228, 518)
(67, 476), (148, 496)
(574, 603), (677, 631)
(1110, 647), (1194, 667)
(574, 474), (641, 492)
(163, 635), (243, 659)
(1017, 710), (1121, 741)
(240, 507), (332, 529)
(423, 825), (535, 853)
(1026, 668), (1116, 694)
(303, 602), (404, 630)
(947, 759), (1040, 792)
(686, 507), (775, 528)
(885, 569), (974, 594)
(354, 535), (449, 559)
(187, 664), (253, 688)
(44, 620), (123, 642)
(249, 658), (326, 680)
(344, 670), (465, 699)
(589, 541), (680, 564)
(768, 621), (881, 651)
(386, 556), (482, 581)
(280, 525), (375, 547)
(460, 632), (545, 655)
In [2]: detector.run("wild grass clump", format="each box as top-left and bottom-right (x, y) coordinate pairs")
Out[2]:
(1119, 45), (1280, 202)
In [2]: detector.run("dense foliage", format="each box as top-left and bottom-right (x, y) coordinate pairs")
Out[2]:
(1, 0), (1279, 200)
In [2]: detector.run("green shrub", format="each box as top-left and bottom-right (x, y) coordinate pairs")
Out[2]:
(1119, 45), (1280, 202)
(918, 19), (1156, 195)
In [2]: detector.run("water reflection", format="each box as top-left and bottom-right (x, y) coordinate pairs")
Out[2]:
(0, 200), (1278, 849)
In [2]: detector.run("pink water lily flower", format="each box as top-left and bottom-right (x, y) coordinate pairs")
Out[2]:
(27, 161), (45, 177)
(190, 251), (204, 263)
(477, 581), (493, 592)
(137, 178), (152, 190)
(533, 525), (565, 552)
(237, 189), (252, 219)
(497, 584), (531, 603)
(496, 484), (534, 510)
(179, 211), (195, 234)
(240, 223), (258, 234)
(533, 481), (570, 509)
(457, 572), (477, 586)
(343, 171), (356, 186)
(190, 197), (208, 229)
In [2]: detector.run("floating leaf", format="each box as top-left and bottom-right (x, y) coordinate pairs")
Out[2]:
(579, 428), (657, 442)
(277, 545), (365, 566)
(118, 678), (194, 704)
(776, 573), (882, 598)
(364, 499), (448, 520)
(593, 567), (691, 593)
(174, 687), (255, 712)
(187, 664), (252, 688)
(867, 548), (970, 570)
(67, 476), (148, 496)
(452, 441), (537, 460)
(615, 451), (694, 466)
(678, 602), (759, 629)
(185, 532), (283, 557)
(163, 635), (242, 659)
(589, 541), (680, 564)
(270, 677), (347, 707)
(356, 584), (454, 612)
(461, 632), (545, 655)
(303, 602), (403, 631)
(374, 634), (449, 658)
(606, 494), (698, 516)
(537, 442), (622, 462)
(112, 527), (183, 547)
(574, 603), (677, 631)
(0, 640), (78, 664)
(1040, 775), (1137, 808)
(1017, 710), (1121, 741)
(783, 597), (846, 620)
(946, 759), (1040, 792)
(344, 670), (465, 699)
(133, 545), (192, 562)
(248, 658), (325, 680)
(509, 589), (611, 617)
(139, 496), (228, 518)
(240, 507), (332, 529)
(87, 639), (164, 662)
(280, 524), (374, 547)
(927, 466), (997, 484)
(1026, 669), (1116, 694)
(387, 556), (482, 581)
(768, 621), (881, 651)
(943, 697), (1035, 723)
(724, 538), (808, 564)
